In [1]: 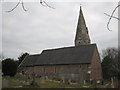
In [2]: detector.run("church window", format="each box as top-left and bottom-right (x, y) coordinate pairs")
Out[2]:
(86, 30), (88, 34)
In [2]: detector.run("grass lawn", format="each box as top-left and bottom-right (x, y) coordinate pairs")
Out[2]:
(3, 76), (112, 88)
(2, 76), (78, 88)
(3, 76), (31, 88)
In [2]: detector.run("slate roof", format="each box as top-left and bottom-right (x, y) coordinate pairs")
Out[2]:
(20, 44), (96, 67)
(20, 54), (40, 67)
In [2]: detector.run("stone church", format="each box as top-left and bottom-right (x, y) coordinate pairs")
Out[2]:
(18, 7), (102, 83)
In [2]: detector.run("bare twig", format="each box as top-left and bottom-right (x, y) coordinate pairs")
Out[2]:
(43, 1), (55, 9)
(40, 0), (46, 6)
(21, 0), (28, 11)
(7, 0), (21, 12)
(104, 13), (120, 20)
(7, 0), (54, 12)
(40, 0), (55, 9)
(7, 0), (28, 12)
(106, 4), (120, 31)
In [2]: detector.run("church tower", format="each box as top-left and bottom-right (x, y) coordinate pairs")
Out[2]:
(75, 6), (91, 46)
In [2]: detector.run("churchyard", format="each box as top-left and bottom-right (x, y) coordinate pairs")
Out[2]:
(2, 76), (77, 88)
(2, 76), (113, 88)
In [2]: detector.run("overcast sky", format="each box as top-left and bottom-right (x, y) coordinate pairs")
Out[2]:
(2, 2), (118, 59)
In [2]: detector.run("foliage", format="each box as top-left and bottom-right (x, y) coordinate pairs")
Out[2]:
(101, 48), (119, 80)
(15, 60), (19, 67)
(1, 52), (29, 77)
(102, 56), (114, 80)
(18, 52), (29, 65)
(2, 58), (18, 77)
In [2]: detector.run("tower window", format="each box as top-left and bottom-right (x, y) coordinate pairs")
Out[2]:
(86, 30), (88, 34)
(86, 27), (88, 34)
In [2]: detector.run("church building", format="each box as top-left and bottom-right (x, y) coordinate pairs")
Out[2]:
(18, 7), (103, 84)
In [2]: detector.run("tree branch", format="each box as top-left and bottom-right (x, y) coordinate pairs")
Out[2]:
(104, 13), (120, 20)
(40, 0), (46, 6)
(7, 0), (21, 12)
(6, 0), (55, 12)
(21, 0), (28, 11)
(40, 0), (55, 9)
(43, 1), (55, 9)
(106, 4), (120, 31)
(7, 0), (28, 12)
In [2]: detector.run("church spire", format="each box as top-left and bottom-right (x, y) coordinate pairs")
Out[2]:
(75, 6), (91, 46)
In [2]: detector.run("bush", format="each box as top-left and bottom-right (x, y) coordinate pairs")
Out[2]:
(2, 58), (17, 77)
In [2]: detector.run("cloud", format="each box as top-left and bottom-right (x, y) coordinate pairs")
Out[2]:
(2, 2), (118, 59)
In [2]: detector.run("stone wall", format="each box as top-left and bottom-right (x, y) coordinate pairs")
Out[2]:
(90, 46), (103, 82)
(24, 64), (90, 83)
(20, 48), (103, 83)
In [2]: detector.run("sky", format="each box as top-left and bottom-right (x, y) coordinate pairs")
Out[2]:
(1, 1), (118, 59)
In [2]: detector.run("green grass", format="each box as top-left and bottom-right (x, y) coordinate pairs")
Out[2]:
(3, 76), (78, 88)
(39, 80), (61, 88)
(3, 76), (110, 88)
(3, 76), (32, 88)
(35, 78), (78, 88)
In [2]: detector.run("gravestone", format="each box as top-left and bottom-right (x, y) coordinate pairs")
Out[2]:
(2, 79), (9, 88)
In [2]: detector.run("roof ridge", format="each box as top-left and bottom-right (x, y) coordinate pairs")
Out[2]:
(43, 44), (96, 51)
(29, 54), (41, 56)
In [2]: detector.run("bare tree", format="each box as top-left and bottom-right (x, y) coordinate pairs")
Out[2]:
(102, 47), (118, 59)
